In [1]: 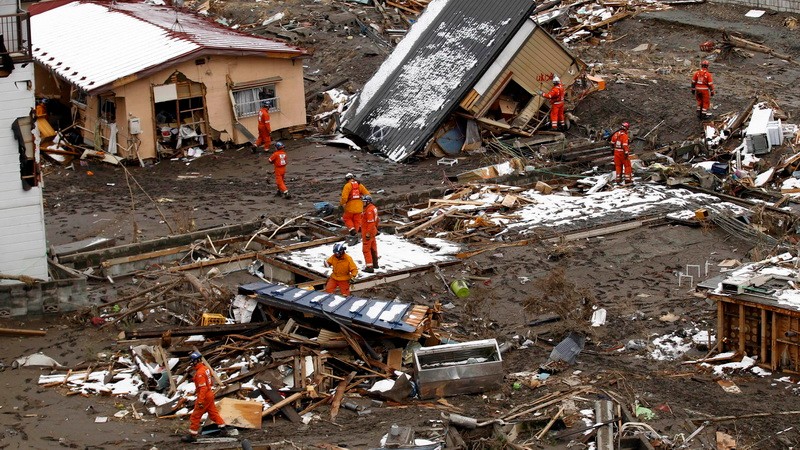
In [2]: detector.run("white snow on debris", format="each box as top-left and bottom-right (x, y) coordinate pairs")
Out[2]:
(718, 253), (800, 312)
(650, 328), (712, 361)
(423, 237), (463, 255)
(498, 184), (747, 232)
(276, 234), (456, 279)
(650, 333), (692, 361)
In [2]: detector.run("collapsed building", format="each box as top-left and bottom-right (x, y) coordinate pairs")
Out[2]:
(339, 0), (586, 162)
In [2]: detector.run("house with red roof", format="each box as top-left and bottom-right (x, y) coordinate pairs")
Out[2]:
(30, 0), (308, 160)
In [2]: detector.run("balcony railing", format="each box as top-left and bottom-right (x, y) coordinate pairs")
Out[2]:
(1, 12), (32, 63)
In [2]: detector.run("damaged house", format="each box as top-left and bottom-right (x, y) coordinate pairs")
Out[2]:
(0, 1), (48, 285)
(29, 0), (308, 161)
(339, 0), (585, 162)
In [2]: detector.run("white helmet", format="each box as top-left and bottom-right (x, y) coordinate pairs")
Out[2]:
(552, 76), (561, 84)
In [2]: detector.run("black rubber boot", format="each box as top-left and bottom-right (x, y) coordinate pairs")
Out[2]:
(371, 250), (379, 269)
(181, 434), (197, 443)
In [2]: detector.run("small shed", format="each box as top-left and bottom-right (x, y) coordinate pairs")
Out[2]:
(340, 0), (585, 162)
(708, 254), (800, 373)
(30, 0), (308, 161)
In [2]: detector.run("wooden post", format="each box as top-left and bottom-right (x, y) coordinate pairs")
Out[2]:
(771, 312), (778, 370)
(717, 300), (724, 353)
(760, 309), (767, 366)
(738, 304), (746, 354)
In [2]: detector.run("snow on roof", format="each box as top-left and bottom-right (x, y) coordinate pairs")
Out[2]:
(276, 234), (456, 279)
(31, 1), (305, 93)
(717, 252), (800, 311)
(340, 0), (537, 162)
(500, 184), (750, 233)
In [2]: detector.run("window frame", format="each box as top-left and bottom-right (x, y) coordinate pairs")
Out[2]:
(231, 83), (279, 119)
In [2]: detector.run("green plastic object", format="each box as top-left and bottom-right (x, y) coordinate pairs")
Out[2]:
(450, 280), (470, 298)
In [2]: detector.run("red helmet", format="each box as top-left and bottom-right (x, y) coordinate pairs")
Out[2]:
(701, 60), (709, 67)
(622, 122), (630, 130)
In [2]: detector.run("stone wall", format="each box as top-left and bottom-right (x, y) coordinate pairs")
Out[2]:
(711, 0), (800, 13)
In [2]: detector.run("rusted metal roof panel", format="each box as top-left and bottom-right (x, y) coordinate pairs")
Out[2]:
(30, 1), (304, 93)
(239, 281), (428, 335)
(339, 0), (537, 162)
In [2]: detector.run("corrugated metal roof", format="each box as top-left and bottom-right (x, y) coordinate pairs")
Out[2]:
(239, 281), (428, 336)
(339, 0), (537, 162)
(31, 1), (305, 93)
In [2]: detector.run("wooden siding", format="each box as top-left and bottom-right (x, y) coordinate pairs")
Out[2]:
(0, 63), (48, 283)
(469, 25), (580, 116)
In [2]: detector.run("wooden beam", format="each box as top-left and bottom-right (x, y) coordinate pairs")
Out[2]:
(0, 327), (46, 337)
(261, 391), (305, 417)
(404, 211), (453, 238)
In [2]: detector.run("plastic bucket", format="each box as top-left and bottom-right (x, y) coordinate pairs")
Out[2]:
(450, 279), (470, 298)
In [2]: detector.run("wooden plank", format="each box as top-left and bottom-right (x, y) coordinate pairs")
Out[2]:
(404, 210), (453, 238)
(387, 348), (403, 371)
(330, 371), (356, 420)
(123, 323), (263, 339)
(217, 397), (263, 429)
(427, 199), (485, 207)
(261, 391), (305, 417)
(258, 383), (302, 423)
(0, 327), (46, 336)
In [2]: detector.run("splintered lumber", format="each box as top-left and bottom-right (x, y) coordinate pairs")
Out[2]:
(586, 10), (633, 31)
(330, 371), (357, 420)
(258, 383), (302, 423)
(404, 210), (453, 238)
(261, 391), (305, 417)
(0, 327), (47, 337)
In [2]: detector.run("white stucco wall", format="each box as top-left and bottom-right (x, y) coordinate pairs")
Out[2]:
(0, 62), (48, 283)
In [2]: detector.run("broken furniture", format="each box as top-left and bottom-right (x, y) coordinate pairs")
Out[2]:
(413, 338), (503, 399)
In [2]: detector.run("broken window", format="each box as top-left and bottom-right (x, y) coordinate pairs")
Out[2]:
(71, 86), (87, 108)
(13, 116), (38, 189)
(99, 95), (116, 123)
(232, 84), (279, 119)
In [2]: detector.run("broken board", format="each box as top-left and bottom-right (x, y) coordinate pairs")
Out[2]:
(217, 397), (263, 429)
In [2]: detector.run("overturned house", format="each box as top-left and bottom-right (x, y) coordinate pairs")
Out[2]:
(30, 0), (307, 161)
(340, 0), (585, 162)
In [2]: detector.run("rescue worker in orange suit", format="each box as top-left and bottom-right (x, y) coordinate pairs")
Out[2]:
(361, 195), (379, 273)
(324, 243), (358, 296)
(691, 60), (715, 119)
(340, 173), (370, 239)
(254, 100), (272, 151)
(611, 122), (633, 185)
(540, 76), (566, 130)
(268, 141), (290, 198)
(182, 351), (227, 443)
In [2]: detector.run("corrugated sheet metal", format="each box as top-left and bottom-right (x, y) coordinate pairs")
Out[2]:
(339, 0), (537, 163)
(239, 281), (427, 336)
(31, 1), (305, 93)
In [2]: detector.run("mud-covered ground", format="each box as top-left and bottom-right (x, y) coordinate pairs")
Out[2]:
(2, 2), (800, 449)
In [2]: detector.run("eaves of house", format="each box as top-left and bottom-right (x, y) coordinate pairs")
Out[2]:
(29, 0), (308, 95)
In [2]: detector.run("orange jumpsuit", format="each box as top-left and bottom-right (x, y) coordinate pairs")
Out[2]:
(255, 106), (272, 148)
(691, 68), (715, 117)
(325, 253), (358, 296)
(611, 129), (632, 184)
(542, 83), (566, 130)
(361, 203), (379, 268)
(340, 180), (370, 233)
(268, 148), (288, 194)
(189, 361), (225, 435)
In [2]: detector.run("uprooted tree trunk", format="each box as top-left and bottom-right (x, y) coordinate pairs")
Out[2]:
(722, 31), (799, 65)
